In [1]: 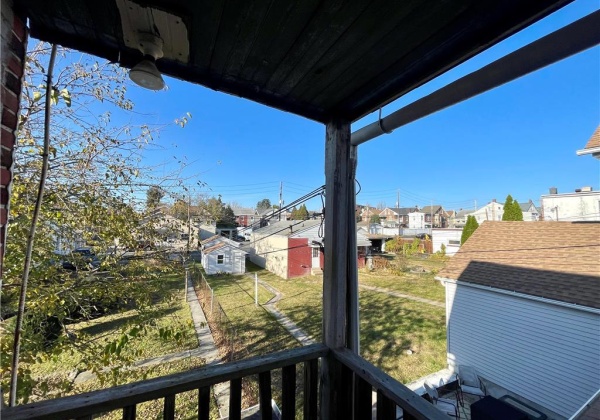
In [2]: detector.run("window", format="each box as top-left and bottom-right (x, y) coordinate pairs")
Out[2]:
(312, 248), (320, 258)
(217, 255), (224, 264)
(449, 240), (460, 245)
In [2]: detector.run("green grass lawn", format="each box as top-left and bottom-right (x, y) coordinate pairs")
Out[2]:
(21, 265), (200, 403)
(245, 259), (447, 384)
(200, 272), (299, 358)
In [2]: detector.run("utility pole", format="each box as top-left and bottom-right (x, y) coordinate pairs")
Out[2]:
(187, 194), (191, 255)
(474, 199), (477, 210)
(430, 200), (433, 230)
(397, 190), (400, 236)
(279, 181), (283, 221)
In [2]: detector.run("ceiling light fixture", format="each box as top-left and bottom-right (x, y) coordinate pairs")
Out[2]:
(129, 33), (165, 90)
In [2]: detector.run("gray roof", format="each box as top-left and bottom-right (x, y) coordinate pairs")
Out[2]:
(384, 207), (418, 216)
(233, 208), (256, 216)
(253, 220), (321, 237)
(420, 205), (443, 214)
(519, 201), (537, 212)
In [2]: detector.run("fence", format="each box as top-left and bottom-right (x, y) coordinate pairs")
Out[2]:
(192, 267), (248, 361)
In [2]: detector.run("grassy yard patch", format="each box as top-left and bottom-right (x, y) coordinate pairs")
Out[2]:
(27, 266), (197, 382)
(249, 261), (447, 384)
(200, 273), (299, 358)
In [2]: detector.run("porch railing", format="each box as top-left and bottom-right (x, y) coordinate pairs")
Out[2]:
(3, 344), (446, 420)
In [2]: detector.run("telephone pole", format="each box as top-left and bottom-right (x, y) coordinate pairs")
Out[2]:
(279, 182), (283, 221)
(397, 190), (400, 236)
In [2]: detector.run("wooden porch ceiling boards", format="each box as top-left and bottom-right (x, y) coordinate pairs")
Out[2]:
(18, 0), (573, 123)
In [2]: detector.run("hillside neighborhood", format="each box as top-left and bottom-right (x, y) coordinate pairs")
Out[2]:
(1, 3), (599, 420)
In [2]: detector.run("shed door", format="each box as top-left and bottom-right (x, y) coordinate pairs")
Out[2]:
(311, 247), (320, 268)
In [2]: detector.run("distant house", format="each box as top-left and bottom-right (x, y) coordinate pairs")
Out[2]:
(540, 187), (600, 222)
(436, 221), (600, 418)
(519, 199), (540, 221)
(200, 235), (246, 275)
(445, 210), (457, 227)
(420, 205), (447, 228)
(431, 228), (462, 256)
(359, 206), (381, 222)
(576, 125), (600, 159)
(379, 207), (418, 227)
(233, 207), (257, 227)
(407, 211), (425, 229)
(250, 220), (370, 279)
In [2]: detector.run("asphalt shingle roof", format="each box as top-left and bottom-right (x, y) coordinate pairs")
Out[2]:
(583, 125), (600, 150)
(438, 221), (600, 309)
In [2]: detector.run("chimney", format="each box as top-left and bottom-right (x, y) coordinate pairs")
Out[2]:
(581, 186), (593, 192)
(492, 199), (496, 202)
(549, 187), (558, 195)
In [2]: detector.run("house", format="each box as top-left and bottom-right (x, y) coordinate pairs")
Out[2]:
(431, 228), (462, 256)
(519, 199), (540, 221)
(436, 221), (600, 418)
(541, 187), (600, 222)
(576, 125), (600, 159)
(379, 207), (418, 227)
(233, 207), (257, 227)
(445, 210), (457, 227)
(407, 211), (425, 229)
(359, 206), (381, 222)
(453, 209), (473, 228)
(420, 205), (447, 228)
(250, 220), (370, 279)
(200, 235), (246, 275)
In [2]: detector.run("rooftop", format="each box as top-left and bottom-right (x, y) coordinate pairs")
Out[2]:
(438, 221), (600, 309)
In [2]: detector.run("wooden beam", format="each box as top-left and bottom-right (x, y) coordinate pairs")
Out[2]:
(322, 118), (354, 418)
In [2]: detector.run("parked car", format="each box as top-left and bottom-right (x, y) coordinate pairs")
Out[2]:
(61, 248), (100, 271)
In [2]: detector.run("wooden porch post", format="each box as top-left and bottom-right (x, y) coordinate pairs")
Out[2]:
(321, 119), (359, 418)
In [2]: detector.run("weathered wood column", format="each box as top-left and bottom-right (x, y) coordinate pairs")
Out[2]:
(321, 118), (359, 418)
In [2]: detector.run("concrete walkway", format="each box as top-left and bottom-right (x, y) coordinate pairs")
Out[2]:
(74, 275), (231, 418)
(359, 284), (445, 308)
(186, 275), (230, 418)
(249, 275), (315, 346)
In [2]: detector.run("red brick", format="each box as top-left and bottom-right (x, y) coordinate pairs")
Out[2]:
(1, 127), (15, 149)
(1, 108), (17, 129)
(0, 146), (13, 168)
(4, 71), (21, 97)
(0, 186), (8, 206)
(9, 33), (25, 60)
(12, 14), (27, 43)
(2, 86), (19, 111)
(0, 168), (11, 187)
(7, 55), (24, 78)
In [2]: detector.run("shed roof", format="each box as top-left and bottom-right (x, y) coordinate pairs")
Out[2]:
(254, 220), (321, 237)
(438, 221), (600, 309)
(577, 126), (600, 158)
(17, 0), (572, 123)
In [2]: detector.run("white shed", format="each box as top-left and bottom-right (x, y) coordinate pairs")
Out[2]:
(408, 211), (425, 229)
(201, 242), (247, 275)
(431, 228), (462, 256)
(436, 221), (600, 418)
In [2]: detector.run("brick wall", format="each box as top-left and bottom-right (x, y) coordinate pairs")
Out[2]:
(1, 0), (27, 272)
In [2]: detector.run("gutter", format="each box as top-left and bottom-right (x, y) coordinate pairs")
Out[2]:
(435, 276), (600, 315)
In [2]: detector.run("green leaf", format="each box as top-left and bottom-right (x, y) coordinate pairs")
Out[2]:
(33, 91), (42, 102)
(60, 88), (71, 107)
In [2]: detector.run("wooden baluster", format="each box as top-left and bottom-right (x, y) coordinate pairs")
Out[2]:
(281, 365), (296, 420)
(122, 405), (135, 420)
(229, 378), (242, 420)
(198, 386), (210, 420)
(339, 360), (352, 419)
(354, 374), (372, 419)
(164, 394), (176, 420)
(376, 390), (396, 420)
(303, 359), (318, 420)
(258, 371), (272, 420)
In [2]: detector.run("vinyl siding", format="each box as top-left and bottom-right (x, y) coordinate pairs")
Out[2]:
(445, 282), (600, 418)
(203, 250), (246, 275)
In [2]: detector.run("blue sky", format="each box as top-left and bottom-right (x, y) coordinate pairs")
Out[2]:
(116, 1), (599, 211)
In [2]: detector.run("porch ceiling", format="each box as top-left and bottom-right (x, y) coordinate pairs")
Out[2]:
(18, 0), (572, 123)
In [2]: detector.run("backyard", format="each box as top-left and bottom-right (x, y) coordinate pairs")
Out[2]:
(1, 262), (215, 418)
(207, 255), (447, 385)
